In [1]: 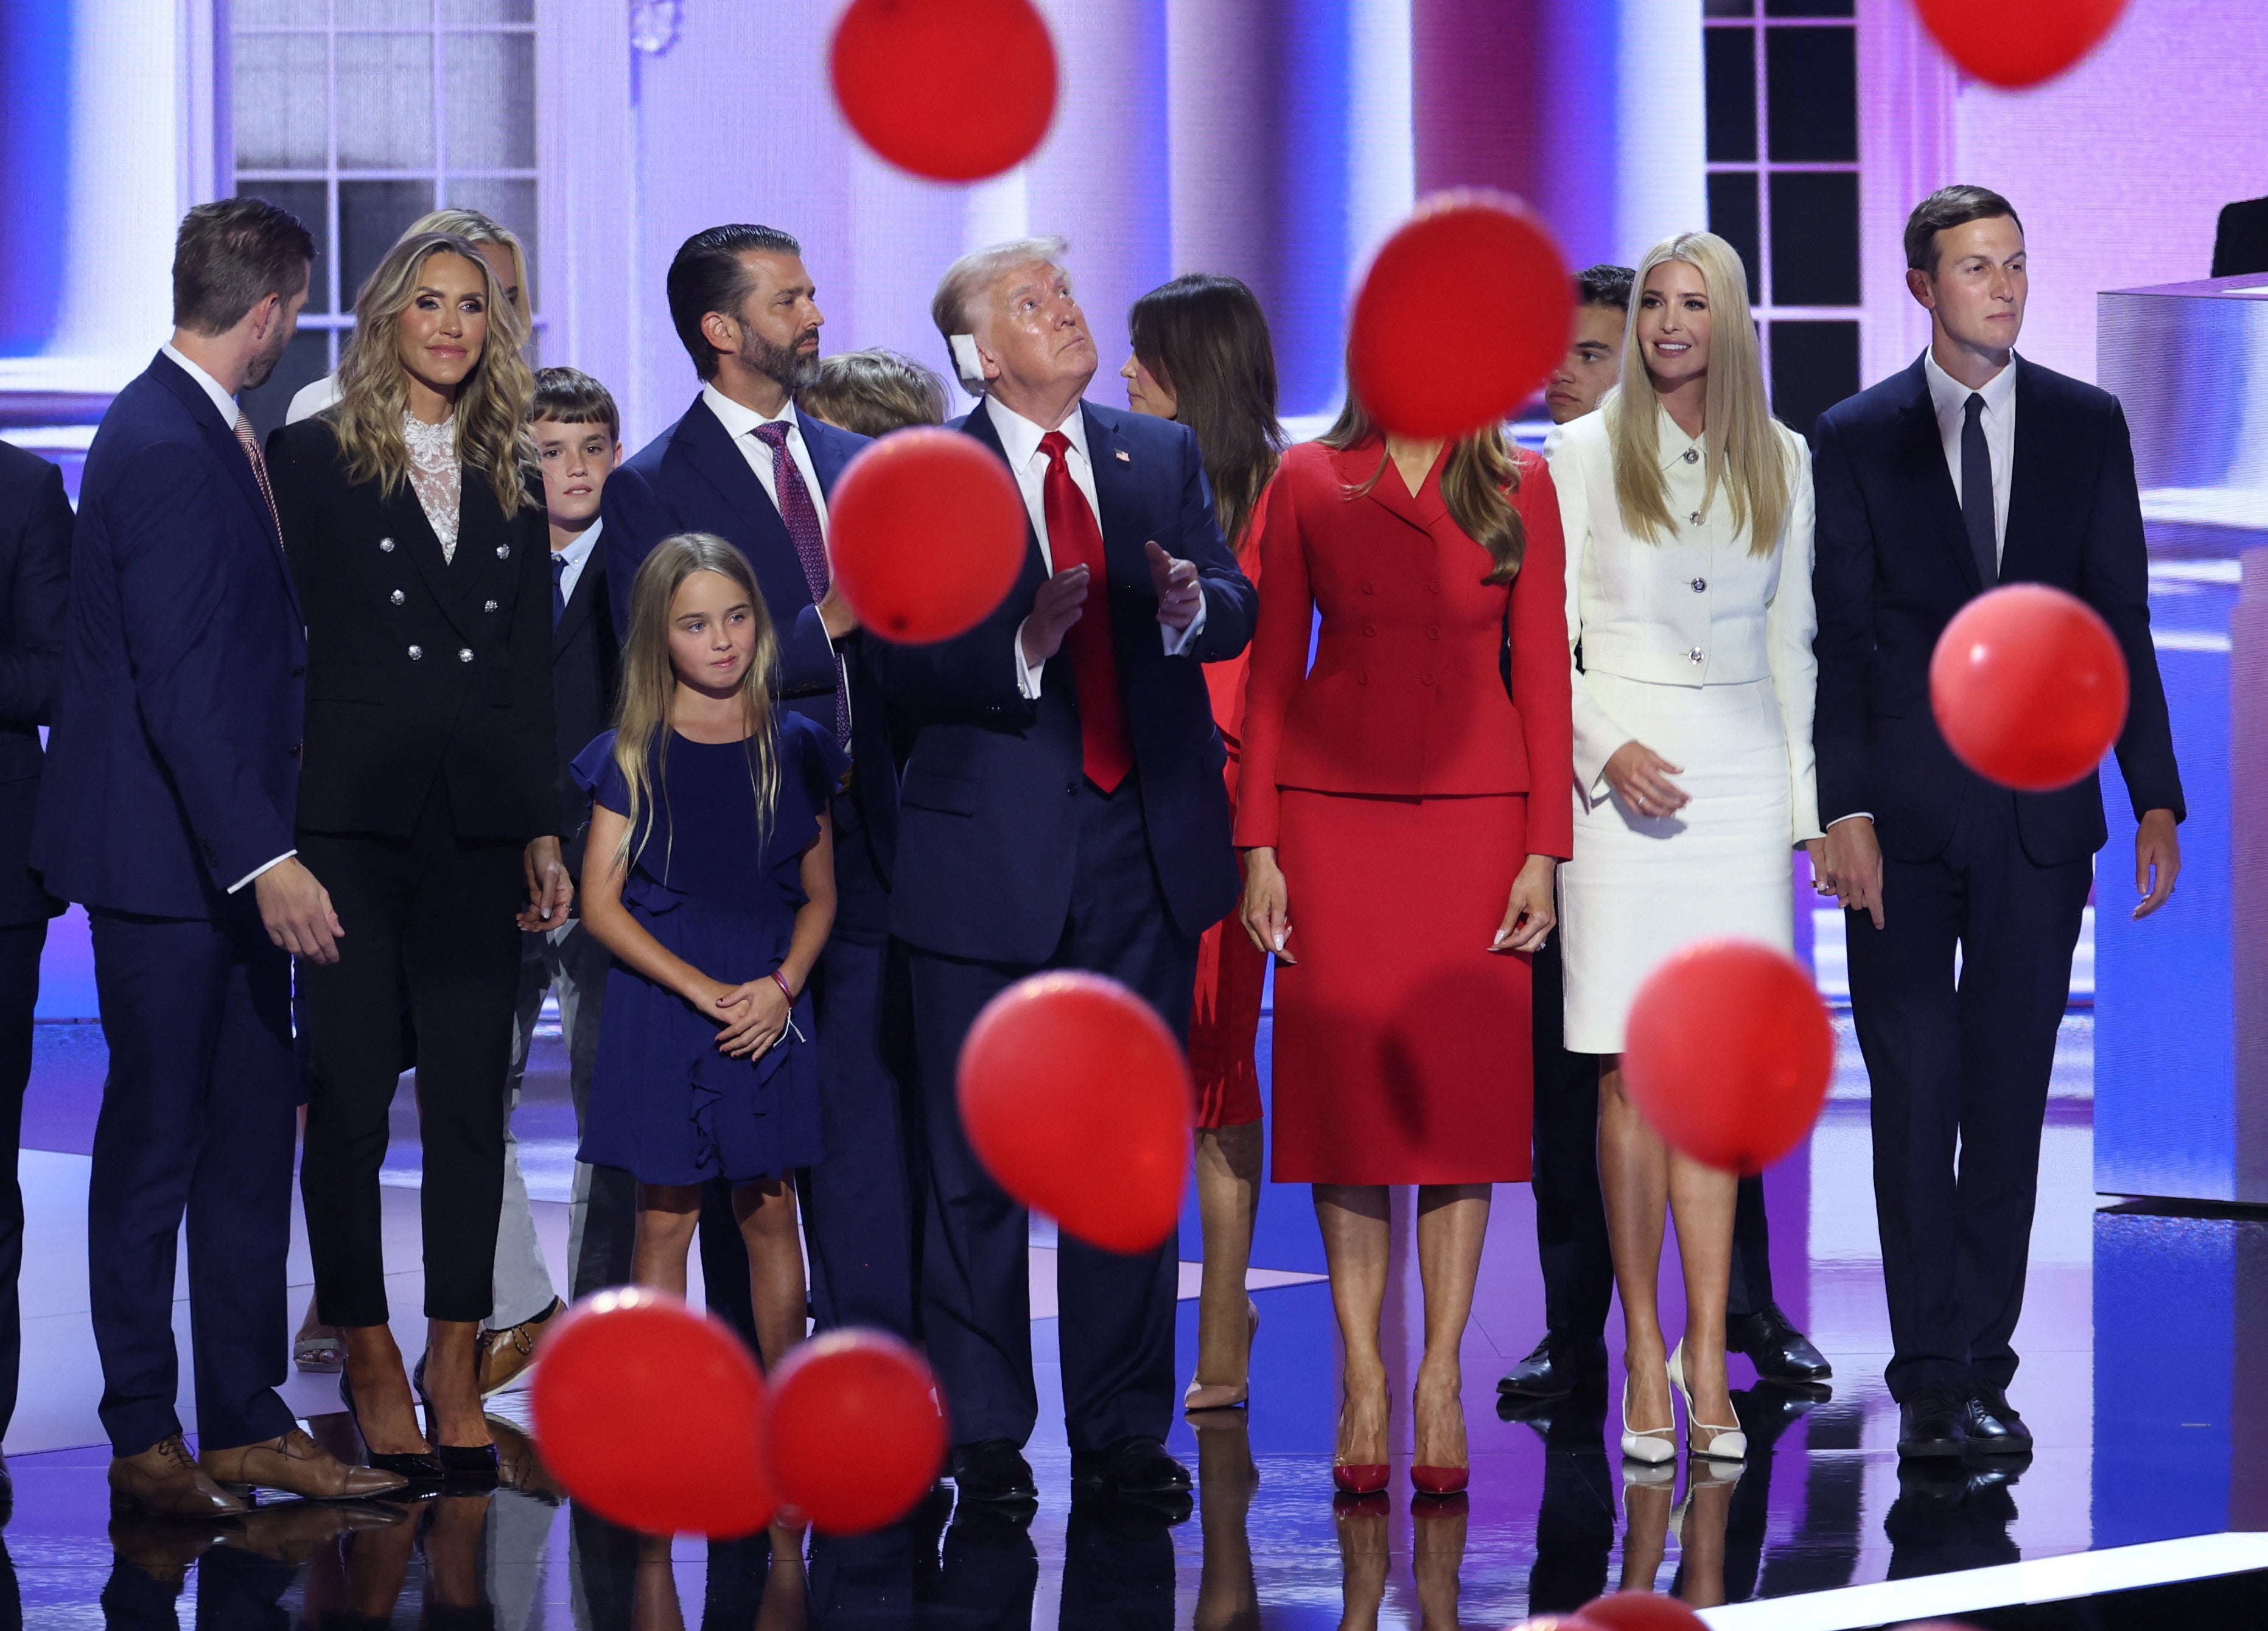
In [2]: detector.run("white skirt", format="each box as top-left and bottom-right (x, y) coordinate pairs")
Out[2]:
(1559, 674), (1795, 1054)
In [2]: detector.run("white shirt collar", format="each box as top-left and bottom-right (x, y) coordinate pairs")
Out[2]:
(160, 343), (241, 427)
(553, 515), (601, 568)
(701, 382), (801, 442)
(1923, 347), (2018, 422)
(985, 394), (1088, 470)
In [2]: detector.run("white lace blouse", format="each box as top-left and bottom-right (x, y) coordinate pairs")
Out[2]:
(402, 411), (463, 562)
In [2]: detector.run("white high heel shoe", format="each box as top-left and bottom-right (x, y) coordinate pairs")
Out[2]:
(1667, 1341), (1748, 1462)
(1620, 1374), (1676, 1465)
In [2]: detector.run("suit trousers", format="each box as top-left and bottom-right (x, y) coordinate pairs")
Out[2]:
(298, 782), (527, 1325)
(0, 919), (44, 1440)
(909, 776), (1192, 1453)
(1847, 788), (2091, 1402)
(490, 917), (632, 1327)
(86, 901), (298, 1455)
(1529, 931), (1777, 1355)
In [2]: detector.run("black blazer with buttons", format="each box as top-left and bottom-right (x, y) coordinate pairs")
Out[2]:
(267, 416), (558, 843)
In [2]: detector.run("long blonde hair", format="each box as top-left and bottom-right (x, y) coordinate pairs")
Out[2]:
(1608, 231), (1789, 557)
(611, 534), (782, 875)
(1321, 392), (1525, 584)
(331, 231), (536, 518)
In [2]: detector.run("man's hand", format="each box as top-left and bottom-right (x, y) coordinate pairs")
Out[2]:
(1824, 816), (1885, 931)
(817, 581), (860, 641)
(254, 857), (343, 964)
(520, 836), (572, 932)
(2134, 808), (2180, 920)
(1019, 565), (1090, 665)
(1145, 540), (1202, 632)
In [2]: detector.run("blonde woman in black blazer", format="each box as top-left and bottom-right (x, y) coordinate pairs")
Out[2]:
(268, 230), (564, 1481)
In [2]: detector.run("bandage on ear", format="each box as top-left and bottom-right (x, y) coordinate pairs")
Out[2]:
(950, 334), (984, 383)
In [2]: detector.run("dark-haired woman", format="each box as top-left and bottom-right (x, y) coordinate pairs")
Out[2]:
(1236, 394), (1572, 1497)
(1121, 274), (1286, 1414)
(268, 231), (564, 1481)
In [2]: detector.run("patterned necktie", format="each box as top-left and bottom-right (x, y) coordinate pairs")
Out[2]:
(1038, 430), (1130, 793)
(234, 411), (282, 540)
(1961, 393), (1998, 590)
(749, 419), (849, 745)
(551, 552), (569, 630)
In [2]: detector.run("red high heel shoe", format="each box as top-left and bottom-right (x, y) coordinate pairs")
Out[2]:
(1332, 1461), (1389, 1495)
(1410, 1463), (1469, 1496)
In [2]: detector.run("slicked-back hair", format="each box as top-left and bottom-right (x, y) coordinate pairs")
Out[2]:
(1905, 185), (2025, 274)
(667, 224), (803, 380)
(1575, 263), (1636, 312)
(175, 196), (315, 335)
(798, 349), (950, 437)
(531, 366), (620, 441)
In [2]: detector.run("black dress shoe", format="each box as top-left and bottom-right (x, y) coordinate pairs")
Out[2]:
(1495, 1334), (1608, 1399)
(1069, 1435), (1191, 1498)
(949, 1439), (1037, 1504)
(1727, 1302), (1832, 1383)
(1963, 1385), (2034, 1455)
(1897, 1388), (1970, 1458)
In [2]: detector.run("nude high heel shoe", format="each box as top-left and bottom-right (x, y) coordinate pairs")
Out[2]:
(1620, 1374), (1676, 1465)
(1668, 1341), (1748, 1462)
(1185, 1299), (1260, 1412)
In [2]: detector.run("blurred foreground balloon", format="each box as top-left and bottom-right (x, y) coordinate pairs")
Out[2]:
(1349, 191), (1572, 441)
(831, 0), (1057, 181)
(1914, 0), (2127, 89)
(768, 1329), (948, 1535)
(1929, 582), (2128, 792)
(829, 428), (1028, 643)
(1622, 940), (1834, 1176)
(1577, 1591), (1710, 1630)
(530, 1288), (775, 1536)
(957, 971), (1192, 1253)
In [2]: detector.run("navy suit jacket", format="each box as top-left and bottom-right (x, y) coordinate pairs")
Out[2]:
(0, 443), (72, 927)
(871, 398), (1256, 964)
(600, 396), (896, 880)
(1812, 354), (2184, 866)
(33, 352), (307, 918)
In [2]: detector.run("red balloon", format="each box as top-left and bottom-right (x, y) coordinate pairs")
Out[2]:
(828, 428), (1028, 644)
(530, 1288), (775, 1537)
(1622, 940), (1834, 1176)
(1349, 191), (1573, 441)
(830, 0), (1057, 182)
(1577, 1591), (1710, 1631)
(1916, 0), (2127, 89)
(767, 1329), (948, 1535)
(1929, 583), (2129, 792)
(957, 971), (1192, 1254)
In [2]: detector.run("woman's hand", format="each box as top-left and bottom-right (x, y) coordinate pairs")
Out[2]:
(1238, 847), (1295, 963)
(1803, 836), (1836, 901)
(1603, 740), (1690, 817)
(1492, 854), (1558, 954)
(519, 836), (573, 932)
(714, 976), (791, 1060)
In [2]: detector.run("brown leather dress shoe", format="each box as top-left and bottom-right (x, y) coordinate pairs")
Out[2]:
(476, 1296), (564, 1395)
(110, 1434), (248, 1517)
(199, 1427), (410, 1500)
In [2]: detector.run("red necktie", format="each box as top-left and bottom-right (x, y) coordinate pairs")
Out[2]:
(751, 419), (849, 746)
(1038, 430), (1130, 793)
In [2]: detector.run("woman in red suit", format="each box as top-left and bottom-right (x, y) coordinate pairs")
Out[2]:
(1121, 274), (1286, 1413)
(1237, 393), (1572, 1496)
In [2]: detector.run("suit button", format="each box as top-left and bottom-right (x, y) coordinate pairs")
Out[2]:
(290, 665), (305, 677)
(484, 599), (499, 612)
(1357, 672), (1369, 686)
(1684, 448), (1699, 464)
(1419, 671), (1435, 686)
(496, 543), (511, 560)
(379, 536), (395, 553)
(1691, 578), (1707, 593)
(1362, 580), (1375, 595)
(1363, 621), (1376, 637)
(408, 645), (423, 660)
(287, 742), (301, 759)
(390, 590), (406, 606)
(458, 647), (474, 662)
(1427, 579), (1441, 595)
(1066, 781), (1078, 795)
(1689, 511), (1702, 525)
(1426, 626), (1440, 641)
(1689, 646), (1704, 663)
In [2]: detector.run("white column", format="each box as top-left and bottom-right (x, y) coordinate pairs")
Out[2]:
(1613, 0), (1707, 264)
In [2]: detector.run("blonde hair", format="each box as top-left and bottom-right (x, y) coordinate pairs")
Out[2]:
(929, 235), (1070, 394)
(331, 231), (536, 518)
(799, 348), (950, 436)
(405, 208), (530, 318)
(1608, 231), (1790, 558)
(611, 534), (782, 875)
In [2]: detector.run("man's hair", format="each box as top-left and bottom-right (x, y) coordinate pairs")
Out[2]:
(530, 366), (620, 442)
(1575, 264), (1636, 311)
(798, 349), (950, 438)
(929, 236), (1070, 394)
(174, 196), (315, 335)
(1904, 185), (2025, 275)
(666, 224), (803, 381)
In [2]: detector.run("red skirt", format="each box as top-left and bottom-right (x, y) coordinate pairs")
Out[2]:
(1190, 761), (1266, 1128)
(1270, 789), (1534, 1184)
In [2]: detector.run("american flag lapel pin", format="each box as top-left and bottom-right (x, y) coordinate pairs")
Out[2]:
(1115, 449), (1131, 463)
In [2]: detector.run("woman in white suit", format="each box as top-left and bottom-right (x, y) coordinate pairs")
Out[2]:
(1554, 231), (1825, 1467)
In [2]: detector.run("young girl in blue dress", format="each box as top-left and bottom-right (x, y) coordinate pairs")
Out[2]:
(574, 531), (844, 1368)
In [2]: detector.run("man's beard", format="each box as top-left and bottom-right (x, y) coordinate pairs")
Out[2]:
(743, 324), (820, 393)
(242, 322), (296, 392)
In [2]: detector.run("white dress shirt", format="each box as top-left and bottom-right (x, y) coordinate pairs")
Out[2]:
(160, 343), (299, 892)
(553, 516), (600, 607)
(702, 385), (831, 532)
(981, 394), (1204, 699)
(1923, 347), (2018, 565)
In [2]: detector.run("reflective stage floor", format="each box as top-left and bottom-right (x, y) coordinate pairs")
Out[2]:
(7, 1013), (2266, 1629)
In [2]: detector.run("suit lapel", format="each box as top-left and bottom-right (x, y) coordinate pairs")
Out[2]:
(149, 355), (303, 621)
(1082, 402), (1147, 587)
(1892, 357), (1981, 597)
(2001, 358), (2049, 582)
(803, 415), (857, 499)
(393, 472), (488, 643)
(1331, 438), (1435, 536)
(673, 396), (796, 559)
(960, 402), (1050, 599)
(555, 542), (600, 657)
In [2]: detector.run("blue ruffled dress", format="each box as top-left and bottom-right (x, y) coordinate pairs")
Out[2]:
(572, 714), (847, 1186)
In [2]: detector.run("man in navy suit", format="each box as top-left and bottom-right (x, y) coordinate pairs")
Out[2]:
(1813, 186), (2185, 1461)
(601, 225), (913, 1347)
(32, 198), (401, 1512)
(875, 238), (1255, 1507)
